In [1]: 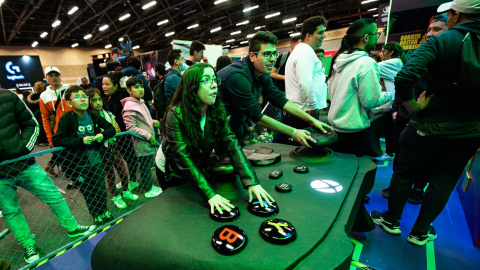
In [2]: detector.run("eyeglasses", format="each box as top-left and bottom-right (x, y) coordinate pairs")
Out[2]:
(200, 77), (221, 87)
(252, 51), (281, 59)
(366, 33), (381, 40)
(72, 95), (89, 101)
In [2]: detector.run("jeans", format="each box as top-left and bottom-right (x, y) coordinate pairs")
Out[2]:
(387, 124), (480, 233)
(138, 155), (154, 190)
(0, 164), (78, 248)
(118, 135), (139, 182)
(103, 144), (129, 195)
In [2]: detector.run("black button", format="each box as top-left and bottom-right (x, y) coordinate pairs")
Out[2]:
(211, 225), (248, 255)
(293, 166), (309, 173)
(247, 198), (279, 217)
(269, 169), (283, 179)
(275, 183), (292, 193)
(259, 218), (297, 245)
(210, 203), (241, 222)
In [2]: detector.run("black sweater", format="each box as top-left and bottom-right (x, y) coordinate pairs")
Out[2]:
(106, 88), (130, 132)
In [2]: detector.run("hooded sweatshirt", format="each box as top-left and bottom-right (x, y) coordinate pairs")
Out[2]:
(375, 57), (404, 112)
(39, 84), (71, 145)
(121, 97), (156, 156)
(327, 51), (393, 133)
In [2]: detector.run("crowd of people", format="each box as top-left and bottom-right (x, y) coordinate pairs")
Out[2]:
(1, 0), (479, 265)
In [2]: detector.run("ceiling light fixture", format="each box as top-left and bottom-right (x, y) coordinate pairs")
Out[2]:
(188, 24), (199, 29)
(99, 25), (109, 31)
(265, 12), (280, 19)
(361, 0), (379, 4)
(105, 44), (112, 49)
(246, 33), (255, 38)
(289, 32), (301, 37)
(132, 45), (140, 49)
(71, 43), (79, 48)
(373, 14), (379, 17)
(282, 17), (296, 23)
(211, 27), (221, 33)
(236, 20), (249, 26)
(68, 6), (78, 15)
(214, 0), (228, 5)
(165, 31), (175, 37)
(142, 1), (156, 9)
(226, 39), (235, 43)
(52, 20), (61, 27)
(231, 30), (241, 35)
(119, 37), (124, 41)
(84, 34), (92, 39)
(40, 32), (48, 38)
(157, 19), (168, 26)
(31, 41), (38, 47)
(223, 45), (230, 48)
(240, 40), (248, 44)
(119, 14), (131, 21)
(243, 5), (259, 12)
(368, 8), (378, 11)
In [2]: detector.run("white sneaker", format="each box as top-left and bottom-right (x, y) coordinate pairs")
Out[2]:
(123, 190), (139, 201)
(116, 182), (123, 189)
(375, 153), (394, 161)
(128, 181), (139, 191)
(111, 195), (127, 209)
(145, 186), (163, 198)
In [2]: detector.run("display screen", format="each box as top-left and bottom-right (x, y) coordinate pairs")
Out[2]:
(0, 55), (44, 89)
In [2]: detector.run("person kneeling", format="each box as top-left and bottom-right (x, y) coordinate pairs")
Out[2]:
(156, 63), (274, 214)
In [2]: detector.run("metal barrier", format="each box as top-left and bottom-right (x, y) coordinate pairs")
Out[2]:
(0, 132), (160, 270)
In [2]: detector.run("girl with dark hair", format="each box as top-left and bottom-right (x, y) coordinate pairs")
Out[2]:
(86, 88), (139, 209)
(103, 71), (141, 192)
(327, 18), (393, 156)
(156, 63), (274, 214)
(215, 56), (232, 72)
(373, 42), (407, 161)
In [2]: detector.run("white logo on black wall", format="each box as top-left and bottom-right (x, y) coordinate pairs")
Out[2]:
(5, 61), (25, 81)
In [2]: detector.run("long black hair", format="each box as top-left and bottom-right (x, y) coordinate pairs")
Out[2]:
(161, 63), (227, 150)
(382, 42), (407, 64)
(326, 18), (376, 82)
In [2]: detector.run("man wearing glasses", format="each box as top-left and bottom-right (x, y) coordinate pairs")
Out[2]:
(371, 0), (480, 246)
(217, 31), (331, 147)
(285, 16), (328, 136)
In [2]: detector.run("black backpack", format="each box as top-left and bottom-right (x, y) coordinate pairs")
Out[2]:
(457, 32), (480, 89)
(153, 72), (177, 121)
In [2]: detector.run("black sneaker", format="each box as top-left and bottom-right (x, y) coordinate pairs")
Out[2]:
(94, 211), (115, 226)
(24, 244), (40, 263)
(370, 210), (401, 235)
(407, 225), (437, 246)
(381, 187), (390, 199)
(408, 188), (424, 204)
(68, 224), (96, 238)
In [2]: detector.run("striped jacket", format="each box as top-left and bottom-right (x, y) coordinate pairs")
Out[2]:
(0, 89), (39, 163)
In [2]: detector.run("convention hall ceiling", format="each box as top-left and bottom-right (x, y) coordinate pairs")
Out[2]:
(0, 0), (388, 50)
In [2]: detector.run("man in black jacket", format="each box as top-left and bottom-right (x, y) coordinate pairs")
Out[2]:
(0, 89), (95, 263)
(371, 0), (480, 246)
(217, 31), (330, 147)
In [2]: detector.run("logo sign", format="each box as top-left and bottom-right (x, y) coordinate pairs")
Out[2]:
(209, 203), (240, 223)
(311, 180), (343, 193)
(259, 218), (297, 245)
(247, 198), (279, 217)
(5, 61), (25, 81)
(211, 225), (247, 255)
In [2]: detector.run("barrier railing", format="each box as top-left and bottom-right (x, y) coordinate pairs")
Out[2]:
(0, 132), (160, 270)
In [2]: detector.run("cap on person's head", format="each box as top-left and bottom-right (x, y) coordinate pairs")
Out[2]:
(44, 66), (61, 76)
(432, 13), (449, 22)
(438, 0), (480, 14)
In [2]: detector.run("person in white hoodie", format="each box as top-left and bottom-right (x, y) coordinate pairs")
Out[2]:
(326, 18), (393, 156)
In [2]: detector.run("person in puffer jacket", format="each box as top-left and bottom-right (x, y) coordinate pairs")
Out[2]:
(121, 76), (163, 199)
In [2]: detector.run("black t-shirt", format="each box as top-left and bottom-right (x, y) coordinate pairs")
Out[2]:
(272, 52), (290, 92)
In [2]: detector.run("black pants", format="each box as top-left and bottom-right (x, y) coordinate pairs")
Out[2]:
(384, 112), (394, 155)
(392, 117), (429, 190)
(138, 155), (154, 190)
(68, 164), (108, 218)
(331, 130), (365, 157)
(387, 124), (480, 233)
(117, 136), (139, 182)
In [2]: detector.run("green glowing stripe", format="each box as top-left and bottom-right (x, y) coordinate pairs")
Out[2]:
(102, 225), (112, 231)
(350, 237), (364, 269)
(385, 0), (393, 43)
(426, 241), (436, 270)
(36, 258), (49, 267)
(377, 161), (389, 167)
(72, 240), (83, 248)
(88, 232), (98, 239)
(55, 249), (66, 257)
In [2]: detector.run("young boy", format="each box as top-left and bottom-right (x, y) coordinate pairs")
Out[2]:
(53, 86), (116, 225)
(121, 77), (162, 198)
(0, 89), (96, 263)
